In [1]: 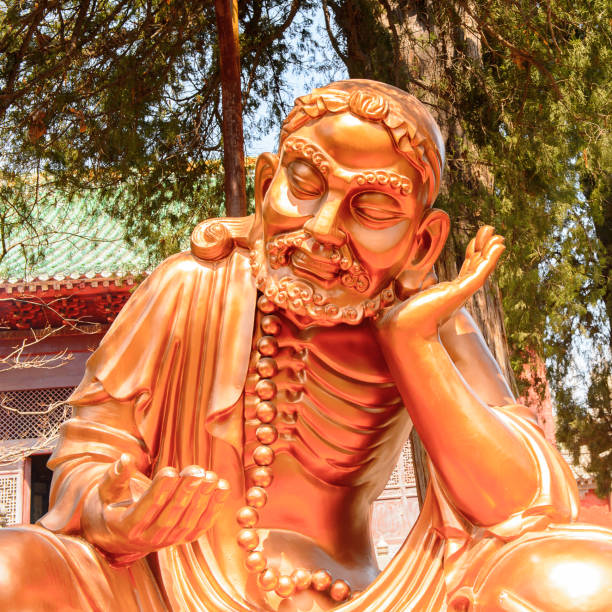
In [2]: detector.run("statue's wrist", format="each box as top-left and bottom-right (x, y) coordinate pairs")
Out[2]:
(81, 485), (145, 563)
(377, 319), (440, 356)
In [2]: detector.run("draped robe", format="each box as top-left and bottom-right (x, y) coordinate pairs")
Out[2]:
(31, 246), (582, 611)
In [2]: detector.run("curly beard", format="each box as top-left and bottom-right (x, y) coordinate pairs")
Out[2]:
(249, 230), (395, 327)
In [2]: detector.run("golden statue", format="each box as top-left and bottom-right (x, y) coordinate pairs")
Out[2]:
(1, 80), (611, 612)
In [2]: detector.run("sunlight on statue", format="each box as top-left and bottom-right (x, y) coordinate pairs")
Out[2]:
(1, 80), (611, 612)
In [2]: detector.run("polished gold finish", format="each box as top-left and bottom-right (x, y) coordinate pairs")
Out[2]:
(258, 568), (279, 591)
(292, 568), (313, 591)
(245, 550), (267, 573)
(255, 399), (277, 422)
(1, 78), (611, 612)
(236, 506), (258, 528)
(312, 570), (333, 592)
(245, 486), (267, 508)
(330, 580), (352, 602)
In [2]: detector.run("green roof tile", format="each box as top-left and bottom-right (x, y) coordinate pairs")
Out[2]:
(0, 196), (150, 282)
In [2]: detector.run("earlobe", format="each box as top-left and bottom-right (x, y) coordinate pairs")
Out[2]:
(394, 208), (450, 299)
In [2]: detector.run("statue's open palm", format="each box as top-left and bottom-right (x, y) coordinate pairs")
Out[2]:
(83, 454), (230, 563)
(378, 226), (505, 339)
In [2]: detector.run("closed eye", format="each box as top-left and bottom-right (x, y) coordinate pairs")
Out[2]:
(287, 160), (325, 200)
(351, 191), (406, 227)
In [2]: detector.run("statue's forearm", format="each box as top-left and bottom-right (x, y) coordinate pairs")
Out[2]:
(380, 332), (538, 525)
(42, 398), (150, 539)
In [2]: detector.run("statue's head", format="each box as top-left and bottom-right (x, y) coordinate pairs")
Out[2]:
(250, 79), (450, 327)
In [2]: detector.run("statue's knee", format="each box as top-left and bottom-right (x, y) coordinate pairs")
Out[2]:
(0, 528), (45, 592)
(0, 527), (82, 609)
(468, 527), (612, 611)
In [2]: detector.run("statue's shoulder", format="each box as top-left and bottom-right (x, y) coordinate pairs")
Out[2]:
(138, 215), (254, 293)
(190, 214), (256, 261)
(147, 214), (257, 281)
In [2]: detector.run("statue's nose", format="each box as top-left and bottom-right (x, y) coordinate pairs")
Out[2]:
(303, 197), (346, 246)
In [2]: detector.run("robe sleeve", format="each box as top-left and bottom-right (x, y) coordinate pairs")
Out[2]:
(39, 249), (256, 536)
(426, 403), (580, 565)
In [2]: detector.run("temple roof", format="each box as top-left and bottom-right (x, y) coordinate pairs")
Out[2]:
(0, 197), (150, 285)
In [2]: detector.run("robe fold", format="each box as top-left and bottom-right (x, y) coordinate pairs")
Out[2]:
(34, 247), (579, 611)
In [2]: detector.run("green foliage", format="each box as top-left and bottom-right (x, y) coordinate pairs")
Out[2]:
(0, 0), (314, 261)
(326, 0), (612, 490)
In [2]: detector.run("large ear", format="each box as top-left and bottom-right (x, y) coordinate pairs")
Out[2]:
(395, 208), (450, 299)
(250, 152), (279, 245)
(254, 152), (279, 214)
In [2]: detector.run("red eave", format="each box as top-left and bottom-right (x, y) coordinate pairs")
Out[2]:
(0, 272), (147, 330)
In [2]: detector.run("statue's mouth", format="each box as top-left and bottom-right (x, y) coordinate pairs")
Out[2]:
(264, 230), (371, 294)
(290, 249), (340, 283)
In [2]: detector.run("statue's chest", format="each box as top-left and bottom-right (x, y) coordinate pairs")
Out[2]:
(243, 298), (407, 485)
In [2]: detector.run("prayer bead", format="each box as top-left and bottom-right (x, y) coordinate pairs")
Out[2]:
(312, 569), (332, 592)
(245, 551), (267, 573)
(261, 315), (281, 335)
(275, 575), (296, 598)
(246, 486), (267, 508)
(291, 568), (312, 591)
(255, 379), (277, 401)
(253, 445), (274, 466)
(252, 466), (273, 488)
(258, 568), (278, 591)
(257, 295), (276, 313)
(330, 579), (351, 602)
(237, 529), (259, 551)
(257, 336), (279, 357)
(236, 506), (258, 528)
(256, 401), (277, 423)
(256, 424), (278, 445)
(256, 357), (278, 378)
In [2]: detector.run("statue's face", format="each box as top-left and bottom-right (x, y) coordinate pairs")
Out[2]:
(253, 112), (430, 326)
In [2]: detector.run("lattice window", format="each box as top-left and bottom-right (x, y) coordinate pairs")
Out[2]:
(385, 439), (416, 490)
(0, 471), (21, 526)
(401, 442), (415, 485)
(0, 387), (74, 441)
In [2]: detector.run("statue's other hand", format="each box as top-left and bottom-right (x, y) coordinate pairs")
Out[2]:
(83, 454), (230, 563)
(377, 226), (505, 340)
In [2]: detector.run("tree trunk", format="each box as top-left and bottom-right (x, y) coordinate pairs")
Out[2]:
(328, 0), (516, 387)
(327, 0), (519, 502)
(215, 0), (247, 217)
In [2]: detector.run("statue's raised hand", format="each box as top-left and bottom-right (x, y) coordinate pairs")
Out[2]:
(377, 226), (505, 341)
(82, 454), (230, 564)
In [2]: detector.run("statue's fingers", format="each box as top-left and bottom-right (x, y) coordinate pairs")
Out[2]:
(474, 225), (495, 252)
(464, 237), (476, 260)
(481, 235), (505, 260)
(99, 454), (136, 505)
(184, 479), (231, 543)
(164, 472), (221, 544)
(456, 245), (501, 298)
(146, 474), (205, 546)
(125, 467), (180, 534)
(466, 244), (505, 290)
(479, 243), (505, 273)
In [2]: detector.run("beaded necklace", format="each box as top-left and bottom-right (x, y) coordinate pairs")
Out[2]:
(233, 293), (354, 604)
